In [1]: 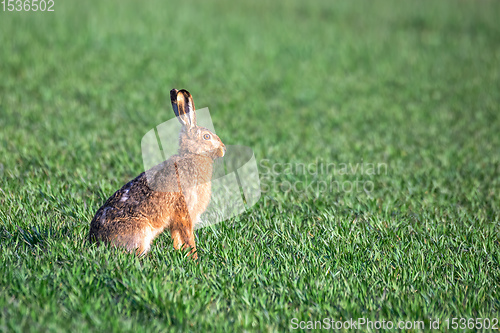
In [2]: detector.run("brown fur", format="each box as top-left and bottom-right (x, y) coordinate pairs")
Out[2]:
(88, 89), (225, 259)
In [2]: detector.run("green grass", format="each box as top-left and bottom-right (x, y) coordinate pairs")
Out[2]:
(1, 0), (500, 331)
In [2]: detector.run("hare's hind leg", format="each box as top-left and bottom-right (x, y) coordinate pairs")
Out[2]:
(114, 226), (155, 256)
(135, 232), (153, 256)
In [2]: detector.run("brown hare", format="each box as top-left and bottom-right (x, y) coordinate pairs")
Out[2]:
(88, 89), (226, 259)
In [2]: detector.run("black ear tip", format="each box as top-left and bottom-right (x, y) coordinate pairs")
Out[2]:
(170, 89), (178, 103)
(178, 89), (192, 98)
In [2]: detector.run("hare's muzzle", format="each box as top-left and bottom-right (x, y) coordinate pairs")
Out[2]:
(218, 145), (226, 157)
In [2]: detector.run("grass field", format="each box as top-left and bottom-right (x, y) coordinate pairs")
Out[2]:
(1, 0), (500, 331)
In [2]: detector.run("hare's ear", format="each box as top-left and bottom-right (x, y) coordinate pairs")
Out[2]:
(170, 88), (196, 129)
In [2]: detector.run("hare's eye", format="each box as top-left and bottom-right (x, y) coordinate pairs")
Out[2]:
(203, 133), (211, 140)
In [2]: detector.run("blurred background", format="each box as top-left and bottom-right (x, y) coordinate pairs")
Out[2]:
(1, 0), (498, 190)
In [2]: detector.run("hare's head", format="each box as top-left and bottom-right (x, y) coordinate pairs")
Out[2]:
(170, 89), (226, 159)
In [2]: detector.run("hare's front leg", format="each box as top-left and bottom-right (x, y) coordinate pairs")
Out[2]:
(170, 214), (197, 259)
